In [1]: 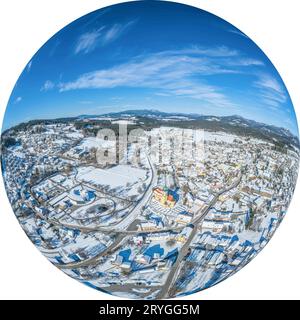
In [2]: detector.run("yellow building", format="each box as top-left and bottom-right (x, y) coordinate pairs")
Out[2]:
(153, 187), (176, 208)
(176, 234), (187, 243)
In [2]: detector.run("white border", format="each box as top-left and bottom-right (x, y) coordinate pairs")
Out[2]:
(0, 0), (299, 300)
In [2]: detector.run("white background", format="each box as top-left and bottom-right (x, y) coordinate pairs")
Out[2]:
(0, 0), (299, 300)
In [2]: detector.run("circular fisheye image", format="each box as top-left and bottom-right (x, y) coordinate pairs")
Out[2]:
(1, 0), (299, 299)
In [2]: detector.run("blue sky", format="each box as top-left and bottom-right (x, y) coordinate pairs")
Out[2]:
(3, 0), (298, 135)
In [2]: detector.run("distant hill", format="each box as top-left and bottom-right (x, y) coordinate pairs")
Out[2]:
(79, 109), (299, 149)
(2, 109), (299, 150)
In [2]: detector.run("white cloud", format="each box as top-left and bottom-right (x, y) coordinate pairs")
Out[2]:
(60, 47), (263, 108)
(26, 60), (32, 72)
(255, 74), (287, 107)
(74, 20), (137, 55)
(41, 80), (55, 92)
(74, 27), (105, 55)
(14, 96), (22, 104)
(256, 74), (284, 93)
(155, 92), (171, 97)
(79, 100), (93, 105)
(160, 46), (239, 58)
(166, 81), (233, 107)
(103, 20), (136, 44)
(225, 58), (264, 67)
(227, 28), (249, 38)
(60, 47), (241, 91)
(59, 46), (285, 111)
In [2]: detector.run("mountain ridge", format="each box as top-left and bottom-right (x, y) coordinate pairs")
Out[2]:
(2, 109), (299, 149)
(79, 109), (298, 142)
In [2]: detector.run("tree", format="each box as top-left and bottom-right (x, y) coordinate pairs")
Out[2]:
(2, 137), (18, 148)
(166, 238), (176, 247)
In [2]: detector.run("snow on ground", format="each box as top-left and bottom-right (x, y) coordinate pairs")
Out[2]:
(77, 165), (147, 189)
(161, 117), (189, 122)
(33, 179), (56, 192)
(48, 192), (68, 206)
(238, 211), (278, 243)
(71, 197), (115, 219)
(183, 268), (215, 293)
(79, 137), (115, 150)
(56, 233), (109, 260)
(206, 117), (221, 121)
(237, 229), (261, 243)
(52, 139), (67, 146)
(51, 174), (67, 184)
(204, 131), (238, 143)
(110, 291), (139, 299)
(66, 132), (84, 139)
(145, 289), (160, 299)
(111, 120), (136, 125)
(84, 117), (114, 121)
(61, 177), (76, 189)
(11, 150), (25, 158)
(132, 288), (151, 293)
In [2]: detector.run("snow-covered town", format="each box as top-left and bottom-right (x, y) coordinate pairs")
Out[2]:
(1, 111), (299, 299)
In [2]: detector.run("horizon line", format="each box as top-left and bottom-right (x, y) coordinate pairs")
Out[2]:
(1, 108), (299, 138)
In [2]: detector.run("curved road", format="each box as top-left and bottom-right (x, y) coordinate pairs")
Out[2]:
(57, 172), (241, 273)
(157, 172), (242, 299)
(55, 153), (157, 269)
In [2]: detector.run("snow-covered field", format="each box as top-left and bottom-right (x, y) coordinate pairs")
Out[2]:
(78, 137), (115, 150)
(65, 132), (84, 139)
(111, 120), (136, 125)
(77, 165), (147, 189)
(204, 131), (237, 143)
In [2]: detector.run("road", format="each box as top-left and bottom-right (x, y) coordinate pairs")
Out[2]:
(157, 172), (242, 299)
(56, 153), (157, 269)
(52, 152), (157, 231)
(57, 233), (126, 269)
(109, 153), (158, 231)
(56, 214), (147, 269)
(56, 171), (241, 270)
(59, 172), (241, 278)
